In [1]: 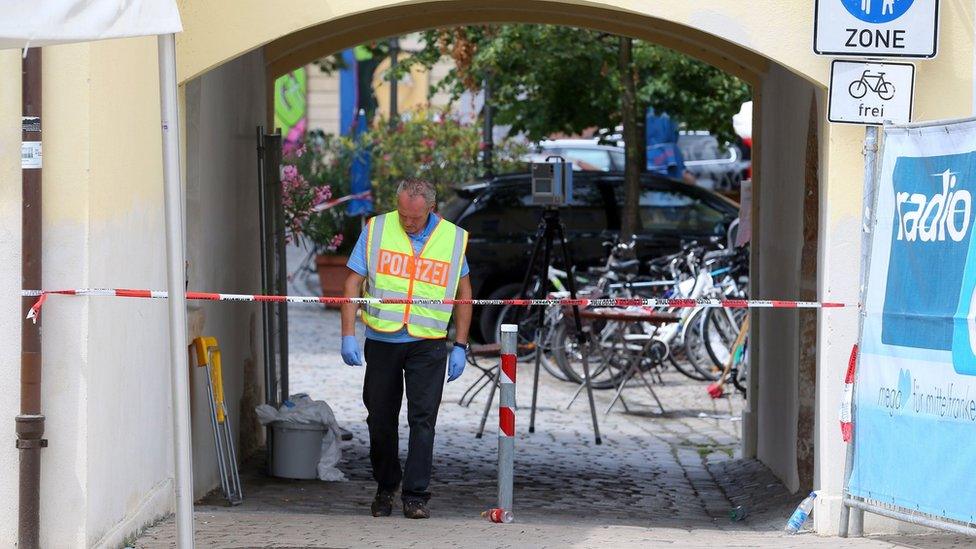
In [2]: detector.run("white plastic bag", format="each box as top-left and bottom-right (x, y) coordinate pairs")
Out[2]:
(255, 394), (346, 481)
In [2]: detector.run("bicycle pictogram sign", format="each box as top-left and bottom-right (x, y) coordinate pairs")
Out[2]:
(829, 60), (914, 125)
(848, 70), (896, 100)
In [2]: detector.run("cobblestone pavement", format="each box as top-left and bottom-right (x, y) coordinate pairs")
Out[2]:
(137, 304), (964, 548)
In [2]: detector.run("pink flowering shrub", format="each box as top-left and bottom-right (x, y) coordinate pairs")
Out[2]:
(280, 130), (358, 254)
(281, 114), (528, 250)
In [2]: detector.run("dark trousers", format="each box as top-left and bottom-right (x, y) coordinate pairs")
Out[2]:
(363, 338), (447, 502)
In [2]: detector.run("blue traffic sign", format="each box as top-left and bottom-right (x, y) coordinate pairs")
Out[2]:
(841, 0), (916, 24)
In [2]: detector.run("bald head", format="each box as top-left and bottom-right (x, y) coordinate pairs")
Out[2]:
(397, 182), (435, 235)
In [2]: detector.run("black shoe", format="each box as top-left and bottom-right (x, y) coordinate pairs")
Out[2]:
(402, 499), (430, 519)
(403, 499), (430, 518)
(371, 492), (394, 517)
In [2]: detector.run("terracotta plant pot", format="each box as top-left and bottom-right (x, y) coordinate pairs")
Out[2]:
(315, 254), (350, 309)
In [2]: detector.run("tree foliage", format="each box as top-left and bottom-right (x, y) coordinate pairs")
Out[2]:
(368, 109), (527, 212)
(408, 25), (751, 143)
(404, 25), (751, 236)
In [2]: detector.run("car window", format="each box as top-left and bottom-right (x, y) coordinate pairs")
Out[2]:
(551, 148), (613, 172)
(440, 194), (472, 222)
(612, 182), (727, 234)
(566, 181), (611, 233)
(638, 188), (727, 233)
(610, 150), (625, 171)
(463, 184), (538, 234)
(678, 135), (734, 162)
(461, 180), (611, 235)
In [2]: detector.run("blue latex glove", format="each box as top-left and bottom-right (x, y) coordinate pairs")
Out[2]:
(341, 335), (362, 366)
(447, 345), (466, 382)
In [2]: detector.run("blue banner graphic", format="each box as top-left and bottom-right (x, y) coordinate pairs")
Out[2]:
(852, 120), (976, 525)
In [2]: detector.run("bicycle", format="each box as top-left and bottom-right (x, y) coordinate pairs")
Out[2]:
(848, 70), (895, 101)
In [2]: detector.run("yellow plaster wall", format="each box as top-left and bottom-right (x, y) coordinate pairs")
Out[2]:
(0, 47), (24, 547)
(0, 0), (973, 542)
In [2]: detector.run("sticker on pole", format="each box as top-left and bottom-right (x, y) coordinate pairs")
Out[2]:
(828, 60), (914, 125)
(814, 0), (939, 58)
(21, 141), (41, 169)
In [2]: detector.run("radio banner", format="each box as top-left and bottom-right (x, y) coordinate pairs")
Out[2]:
(851, 118), (976, 524)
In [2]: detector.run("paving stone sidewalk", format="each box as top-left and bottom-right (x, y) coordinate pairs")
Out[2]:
(136, 305), (963, 548)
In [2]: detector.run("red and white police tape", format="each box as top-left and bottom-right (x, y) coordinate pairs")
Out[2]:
(313, 190), (372, 212)
(20, 288), (853, 324)
(839, 344), (858, 443)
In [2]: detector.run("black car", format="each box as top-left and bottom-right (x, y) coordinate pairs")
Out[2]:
(440, 172), (739, 341)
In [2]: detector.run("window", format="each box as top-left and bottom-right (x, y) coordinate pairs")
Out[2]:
(565, 181), (611, 233)
(678, 135), (735, 163)
(441, 195), (472, 222)
(465, 184), (539, 234)
(464, 181), (612, 236)
(638, 188), (727, 233)
(552, 148), (613, 172)
(610, 150), (625, 171)
(613, 183), (728, 234)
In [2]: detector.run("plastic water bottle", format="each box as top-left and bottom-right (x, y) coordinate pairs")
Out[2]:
(729, 505), (748, 522)
(784, 491), (818, 534)
(482, 508), (514, 523)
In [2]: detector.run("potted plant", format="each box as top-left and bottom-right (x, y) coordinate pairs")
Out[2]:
(281, 130), (359, 305)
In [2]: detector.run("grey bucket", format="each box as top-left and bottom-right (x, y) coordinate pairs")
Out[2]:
(270, 421), (327, 480)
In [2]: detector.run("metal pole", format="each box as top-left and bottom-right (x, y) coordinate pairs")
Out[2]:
(498, 325), (517, 514)
(483, 76), (494, 178)
(17, 46), (45, 549)
(555, 216), (602, 445)
(158, 33), (195, 549)
(839, 124), (878, 538)
(844, 498), (976, 537)
(203, 365), (230, 500)
(528, 220), (554, 434)
(267, 135), (288, 403)
(255, 127), (275, 470)
(389, 38), (399, 125)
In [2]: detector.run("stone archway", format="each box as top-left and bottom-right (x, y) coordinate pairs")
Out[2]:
(174, 0), (851, 534)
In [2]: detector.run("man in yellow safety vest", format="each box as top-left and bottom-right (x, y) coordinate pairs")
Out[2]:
(340, 179), (472, 520)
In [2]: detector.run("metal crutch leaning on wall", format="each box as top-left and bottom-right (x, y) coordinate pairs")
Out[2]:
(192, 337), (244, 506)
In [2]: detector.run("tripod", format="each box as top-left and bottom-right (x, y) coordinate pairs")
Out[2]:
(516, 208), (602, 445)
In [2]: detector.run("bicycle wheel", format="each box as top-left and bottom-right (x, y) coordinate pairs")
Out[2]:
(667, 351), (709, 381)
(848, 79), (867, 99)
(877, 81), (895, 100)
(683, 308), (722, 381)
(479, 283), (524, 344)
(494, 303), (571, 382)
(703, 307), (746, 370)
(730, 342), (749, 396)
(551, 322), (624, 390)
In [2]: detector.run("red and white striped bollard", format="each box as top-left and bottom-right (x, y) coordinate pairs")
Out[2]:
(498, 324), (517, 518)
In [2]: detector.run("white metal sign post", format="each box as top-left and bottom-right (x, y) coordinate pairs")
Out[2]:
(814, 0), (939, 58)
(828, 60), (915, 125)
(815, 0), (944, 540)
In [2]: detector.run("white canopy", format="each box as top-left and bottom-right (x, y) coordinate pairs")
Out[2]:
(2, 2), (193, 547)
(0, 0), (181, 49)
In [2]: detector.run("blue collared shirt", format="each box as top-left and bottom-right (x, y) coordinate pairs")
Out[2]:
(347, 212), (469, 342)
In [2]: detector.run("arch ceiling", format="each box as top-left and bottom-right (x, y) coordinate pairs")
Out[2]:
(176, 0), (831, 87)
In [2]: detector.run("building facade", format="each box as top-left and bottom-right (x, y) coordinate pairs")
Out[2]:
(0, 0), (974, 546)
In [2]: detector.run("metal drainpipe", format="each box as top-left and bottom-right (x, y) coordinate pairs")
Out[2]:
(17, 47), (45, 549)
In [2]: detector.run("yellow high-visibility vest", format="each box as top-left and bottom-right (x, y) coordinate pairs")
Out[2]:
(361, 211), (468, 339)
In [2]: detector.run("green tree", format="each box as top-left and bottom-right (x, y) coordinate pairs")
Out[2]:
(406, 25), (751, 238)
